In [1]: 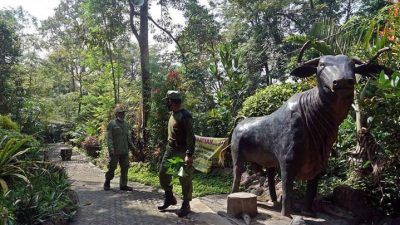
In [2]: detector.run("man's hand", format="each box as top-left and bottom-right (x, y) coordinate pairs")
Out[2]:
(185, 155), (193, 166)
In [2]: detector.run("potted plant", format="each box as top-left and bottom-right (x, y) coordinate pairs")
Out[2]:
(81, 136), (100, 158)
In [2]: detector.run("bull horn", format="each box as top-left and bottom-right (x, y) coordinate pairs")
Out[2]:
(352, 58), (365, 65)
(297, 41), (320, 66)
(367, 47), (391, 64)
(297, 40), (312, 64)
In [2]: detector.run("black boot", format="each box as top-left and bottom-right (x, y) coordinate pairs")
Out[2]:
(103, 180), (110, 191)
(177, 200), (191, 217)
(157, 191), (177, 210)
(120, 186), (133, 191)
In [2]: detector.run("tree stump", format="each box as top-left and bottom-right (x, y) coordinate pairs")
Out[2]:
(60, 147), (72, 161)
(227, 192), (258, 218)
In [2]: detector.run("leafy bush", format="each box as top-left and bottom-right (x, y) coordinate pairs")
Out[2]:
(0, 138), (30, 193)
(353, 72), (400, 216)
(81, 136), (99, 148)
(3, 164), (77, 224)
(239, 81), (312, 117)
(0, 115), (18, 131)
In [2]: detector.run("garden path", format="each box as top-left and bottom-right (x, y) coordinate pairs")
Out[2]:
(48, 143), (351, 225)
(48, 143), (230, 225)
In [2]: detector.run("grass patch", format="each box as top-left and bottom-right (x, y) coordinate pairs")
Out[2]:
(127, 162), (232, 198)
(82, 148), (233, 198)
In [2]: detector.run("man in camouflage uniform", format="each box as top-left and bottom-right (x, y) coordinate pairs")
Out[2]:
(158, 90), (195, 217)
(103, 105), (135, 191)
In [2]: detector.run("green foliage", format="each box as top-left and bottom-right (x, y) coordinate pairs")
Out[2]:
(127, 162), (232, 197)
(0, 115), (18, 131)
(0, 127), (76, 224)
(239, 82), (312, 117)
(0, 138), (30, 193)
(164, 156), (187, 177)
(357, 71), (400, 216)
(0, 8), (21, 115)
(202, 43), (250, 137)
(2, 164), (77, 225)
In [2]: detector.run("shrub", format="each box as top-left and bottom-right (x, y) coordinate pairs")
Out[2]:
(82, 136), (99, 148)
(0, 138), (30, 193)
(82, 136), (100, 157)
(239, 81), (312, 117)
(0, 115), (18, 131)
(4, 164), (77, 224)
(352, 72), (400, 216)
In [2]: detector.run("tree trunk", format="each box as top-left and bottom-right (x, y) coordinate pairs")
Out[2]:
(355, 77), (369, 132)
(264, 62), (270, 86)
(78, 73), (83, 115)
(309, 0), (314, 10)
(107, 44), (118, 104)
(227, 192), (258, 218)
(0, 79), (7, 114)
(70, 65), (76, 92)
(345, 0), (353, 23)
(139, 0), (150, 147)
(354, 76), (369, 156)
(354, 97), (367, 133)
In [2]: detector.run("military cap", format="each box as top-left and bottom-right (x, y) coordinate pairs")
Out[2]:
(114, 104), (127, 113)
(164, 90), (182, 100)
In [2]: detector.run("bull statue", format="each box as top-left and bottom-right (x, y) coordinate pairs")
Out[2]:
(230, 43), (392, 217)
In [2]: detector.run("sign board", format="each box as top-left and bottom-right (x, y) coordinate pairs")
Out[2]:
(193, 135), (229, 173)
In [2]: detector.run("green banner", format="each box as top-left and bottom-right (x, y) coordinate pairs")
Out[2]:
(193, 135), (229, 173)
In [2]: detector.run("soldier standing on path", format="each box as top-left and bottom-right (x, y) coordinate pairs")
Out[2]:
(103, 105), (135, 191)
(158, 90), (195, 217)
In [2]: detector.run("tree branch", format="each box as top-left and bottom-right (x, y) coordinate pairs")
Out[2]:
(147, 15), (188, 69)
(129, 1), (140, 41)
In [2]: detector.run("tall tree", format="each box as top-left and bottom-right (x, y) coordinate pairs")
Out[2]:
(128, 0), (151, 147)
(0, 9), (21, 114)
(41, 0), (89, 114)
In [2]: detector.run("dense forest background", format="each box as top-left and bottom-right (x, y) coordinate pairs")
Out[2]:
(1, 0), (399, 220)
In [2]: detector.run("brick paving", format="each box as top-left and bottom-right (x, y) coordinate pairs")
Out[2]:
(49, 143), (350, 225)
(49, 143), (210, 225)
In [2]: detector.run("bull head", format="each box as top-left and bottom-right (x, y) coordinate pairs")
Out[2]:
(291, 41), (393, 97)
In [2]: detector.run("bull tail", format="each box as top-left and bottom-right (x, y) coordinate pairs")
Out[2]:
(218, 115), (247, 166)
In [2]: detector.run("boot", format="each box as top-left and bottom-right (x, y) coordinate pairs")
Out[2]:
(157, 191), (177, 210)
(103, 180), (110, 191)
(120, 186), (133, 191)
(177, 200), (191, 217)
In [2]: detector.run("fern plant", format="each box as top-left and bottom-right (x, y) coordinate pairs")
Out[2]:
(0, 137), (30, 193)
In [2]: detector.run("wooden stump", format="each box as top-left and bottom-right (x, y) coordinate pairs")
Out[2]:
(60, 147), (72, 161)
(227, 192), (258, 218)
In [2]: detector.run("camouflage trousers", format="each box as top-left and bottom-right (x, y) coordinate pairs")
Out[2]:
(159, 148), (193, 201)
(105, 153), (129, 187)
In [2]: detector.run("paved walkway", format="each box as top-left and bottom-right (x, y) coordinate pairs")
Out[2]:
(49, 143), (230, 225)
(49, 143), (351, 225)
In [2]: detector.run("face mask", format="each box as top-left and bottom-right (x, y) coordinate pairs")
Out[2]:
(166, 100), (172, 111)
(116, 113), (125, 121)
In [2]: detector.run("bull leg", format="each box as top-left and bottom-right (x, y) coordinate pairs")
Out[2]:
(232, 160), (244, 193)
(302, 176), (319, 217)
(266, 168), (277, 204)
(280, 166), (294, 218)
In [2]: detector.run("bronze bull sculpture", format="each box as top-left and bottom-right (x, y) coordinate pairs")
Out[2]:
(230, 45), (392, 217)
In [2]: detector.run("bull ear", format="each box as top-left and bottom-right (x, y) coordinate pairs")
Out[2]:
(290, 65), (317, 78)
(355, 64), (394, 77)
